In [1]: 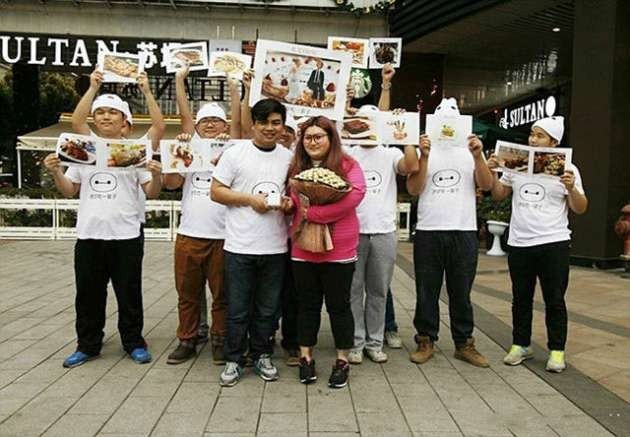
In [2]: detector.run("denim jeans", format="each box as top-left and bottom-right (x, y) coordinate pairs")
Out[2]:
(413, 230), (478, 345)
(223, 251), (286, 363)
(384, 288), (398, 332)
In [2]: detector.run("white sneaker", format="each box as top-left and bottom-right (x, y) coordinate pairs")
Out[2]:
(254, 354), (279, 381)
(384, 331), (403, 349)
(347, 350), (363, 365)
(365, 349), (388, 363)
(545, 350), (566, 373)
(220, 361), (243, 387)
(503, 345), (534, 366)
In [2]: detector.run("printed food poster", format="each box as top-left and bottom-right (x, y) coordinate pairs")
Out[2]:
(56, 133), (97, 167)
(250, 40), (352, 121)
(494, 141), (572, 179)
(208, 51), (252, 80)
(160, 139), (238, 173)
(97, 52), (146, 83)
(106, 140), (151, 168)
(165, 42), (209, 73)
(533, 148), (572, 178)
(494, 141), (531, 174)
(339, 115), (379, 145)
(379, 112), (420, 145)
(369, 38), (402, 69)
(327, 36), (370, 69)
(425, 114), (473, 147)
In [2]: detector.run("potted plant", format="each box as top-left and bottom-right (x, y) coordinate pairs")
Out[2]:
(477, 194), (512, 256)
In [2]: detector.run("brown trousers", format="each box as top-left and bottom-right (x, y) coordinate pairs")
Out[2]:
(174, 234), (226, 341)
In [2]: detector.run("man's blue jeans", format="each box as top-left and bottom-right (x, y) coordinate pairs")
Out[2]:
(224, 251), (286, 364)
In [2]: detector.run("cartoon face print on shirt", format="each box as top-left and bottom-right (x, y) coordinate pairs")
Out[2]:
(364, 170), (383, 189)
(519, 182), (546, 203)
(432, 169), (461, 188)
(251, 181), (281, 197)
(191, 172), (213, 190)
(89, 172), (118, 192)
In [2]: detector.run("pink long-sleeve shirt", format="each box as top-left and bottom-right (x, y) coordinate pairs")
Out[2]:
(290, 156), (366, 263)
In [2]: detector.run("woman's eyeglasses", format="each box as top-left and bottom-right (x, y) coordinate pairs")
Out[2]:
(303, 133), (328, 144)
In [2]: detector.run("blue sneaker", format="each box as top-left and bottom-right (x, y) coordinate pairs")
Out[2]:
(129, 347), (152, 364)
(63, 351), (98, 368)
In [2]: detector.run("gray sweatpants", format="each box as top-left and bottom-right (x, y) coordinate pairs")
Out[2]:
(350, 232), (397, 351)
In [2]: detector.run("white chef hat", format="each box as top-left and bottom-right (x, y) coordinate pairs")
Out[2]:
(195, 103), (227, 124)
(357, 104), (380, 116)
(532, 116), (565, 143)
(91, 94), (129, 121)
(121, 101), (133, 126)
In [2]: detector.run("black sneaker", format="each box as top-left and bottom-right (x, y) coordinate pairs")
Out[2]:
(166, 341), (196, 365)
(299, 357), (317, 384)
(328, 359), (349, 389)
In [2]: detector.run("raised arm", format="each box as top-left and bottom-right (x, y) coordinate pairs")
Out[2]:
(240, 70), (254, 139)
(71, 70), (102, 135)
(468, 135), (493, 191)
(142, 160), (163, 199)
(378, 63), (395, 112)
(137, 72), (166, 151)
(397, 144), (419, 175)
(562, 170), (588, 215)
(487, 154), (513, 201)
(228, 77), (242, 139)
(175, 64), (195, 135)
(306, 160), (366, 224)
(406, 135), (430, 196)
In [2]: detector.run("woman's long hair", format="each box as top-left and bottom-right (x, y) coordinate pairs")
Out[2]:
(288, 116), (348, 180)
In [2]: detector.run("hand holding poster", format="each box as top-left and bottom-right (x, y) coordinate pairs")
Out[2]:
(250, 40), (352, 121)
(494, 141), (572, 179)
(97, 52), (146, 83)
(425, 114), (473, 148)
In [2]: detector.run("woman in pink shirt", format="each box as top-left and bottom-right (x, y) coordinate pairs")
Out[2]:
(288, 116), (366, 388)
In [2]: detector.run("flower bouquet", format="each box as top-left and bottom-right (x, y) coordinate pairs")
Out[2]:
(290, 167), (351, 253)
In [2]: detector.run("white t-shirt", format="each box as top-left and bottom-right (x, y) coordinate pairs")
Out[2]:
(345, 145), (403, 234)
(212, 140), (293, 255)
(178, 169), (227, 239)
(500, 163), (584, 247)
(66, 166), (151, 240)
(416, 146), (477, 231)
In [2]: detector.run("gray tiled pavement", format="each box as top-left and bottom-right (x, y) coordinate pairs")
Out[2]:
(0, 241), (615, 436)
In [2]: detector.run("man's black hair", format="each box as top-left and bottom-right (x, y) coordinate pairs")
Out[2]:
(251, 98), (287, 124)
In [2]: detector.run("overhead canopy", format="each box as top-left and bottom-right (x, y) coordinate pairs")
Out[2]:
(16, 113), (211, 151)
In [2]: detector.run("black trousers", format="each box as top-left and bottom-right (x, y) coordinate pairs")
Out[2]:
(292, 261), (355, 350)
(74, 234), (146, 355)
(413, 231), (478, 345)
(508, 240), (570, 351)
(280, 253), (299, 350)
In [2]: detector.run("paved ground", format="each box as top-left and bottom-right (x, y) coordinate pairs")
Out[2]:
(0, 240), (627, 436)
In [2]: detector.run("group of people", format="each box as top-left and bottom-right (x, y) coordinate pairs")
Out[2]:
(42, 59), (587, 390)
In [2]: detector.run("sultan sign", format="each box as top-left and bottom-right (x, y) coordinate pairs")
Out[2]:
(498, 95), (558, 130)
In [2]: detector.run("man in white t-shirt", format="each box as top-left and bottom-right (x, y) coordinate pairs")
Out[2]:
(406, 98), (494, 368)
(43, 76), (164, 369)
(163, 64), (241, 366)
(211, 99), (293, 387)
(344, 105), (419, 365)
(488, 116), (588, 373)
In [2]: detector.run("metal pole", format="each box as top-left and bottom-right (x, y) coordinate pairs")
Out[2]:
(17, 149), (22, 189)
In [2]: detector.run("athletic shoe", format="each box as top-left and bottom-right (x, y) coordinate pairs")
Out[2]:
(328, 359), (349, 388)
(365, 349), (388, 363)
(62, 351), (98, 368)
(220, 361), (243, 387)
(503, 345), (534, 366)
(254, 354), (279, 381)
(130, 347), (152, 364)
(384, 331), (403, 349)
(545, 350), (566, 373)
(347, 350), (363, 365)
(299, 357), (317, 384)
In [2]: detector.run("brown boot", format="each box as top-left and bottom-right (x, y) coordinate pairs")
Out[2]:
(211, 335), (226, 365)
(454, 337), (489, 368)
(410, 335), (434, 364)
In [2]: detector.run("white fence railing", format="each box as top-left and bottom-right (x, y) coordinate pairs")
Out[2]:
(0, 199), (412, 242)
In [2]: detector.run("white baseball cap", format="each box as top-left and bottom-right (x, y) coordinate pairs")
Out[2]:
(195, 103), (227, 125)
(91, 94), (129, 120)
(357, 104), (379, 116)
(532, 116), (565, 142)
(121, 102), (133, 126)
